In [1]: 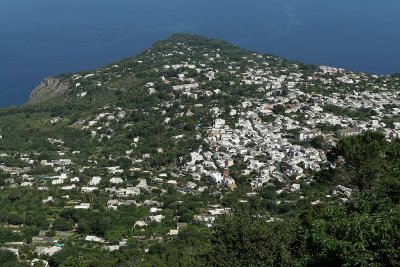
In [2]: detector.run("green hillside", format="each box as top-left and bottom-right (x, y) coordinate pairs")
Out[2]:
(0, 34), (399, 266)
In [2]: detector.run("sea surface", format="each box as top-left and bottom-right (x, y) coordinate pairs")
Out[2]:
(1, 0), (399, 107)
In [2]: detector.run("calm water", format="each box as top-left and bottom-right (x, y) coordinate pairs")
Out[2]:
(1, 0), (399, 107)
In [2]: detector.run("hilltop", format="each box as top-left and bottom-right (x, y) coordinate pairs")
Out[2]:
(0, 34), (400, 266)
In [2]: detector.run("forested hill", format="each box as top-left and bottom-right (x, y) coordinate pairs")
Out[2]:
(0, 34), (399, 266)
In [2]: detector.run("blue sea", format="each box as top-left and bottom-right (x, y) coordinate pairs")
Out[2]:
(1, 0), (399, 107)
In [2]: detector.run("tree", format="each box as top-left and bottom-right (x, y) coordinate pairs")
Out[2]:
(0, 249), (17, 264)
(52, 218), (73, 231)
(310, 135), (326, 150)
(297, 179), (400, 266)
(272, 104), (286, 115)
(33, 261), (46, 267)
(61, 256), (87, 267)
(328, 131), (388, 191)
(202, 205), (297, 267)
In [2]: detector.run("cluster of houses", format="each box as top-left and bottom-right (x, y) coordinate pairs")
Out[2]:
(150, 41), (400, 190)
(1, 36), (400, 263)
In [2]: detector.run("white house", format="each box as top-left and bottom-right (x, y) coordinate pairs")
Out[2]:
(75, 203), (91, 209)
(89, 176), (101, 186)
(210, 172), (223, 184)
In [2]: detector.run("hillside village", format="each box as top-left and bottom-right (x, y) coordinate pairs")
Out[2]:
(0, 34), (399, 266)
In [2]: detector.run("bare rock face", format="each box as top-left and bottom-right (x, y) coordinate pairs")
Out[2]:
(29, 77), (70, 104)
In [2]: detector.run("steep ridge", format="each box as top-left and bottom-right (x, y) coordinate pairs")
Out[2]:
(29, 77), (70, 104)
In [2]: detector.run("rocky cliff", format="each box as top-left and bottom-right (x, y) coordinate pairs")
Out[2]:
(29, 77), (70, 104)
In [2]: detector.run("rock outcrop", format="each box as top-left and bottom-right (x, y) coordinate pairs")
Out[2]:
(29, 77), (70, 104)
